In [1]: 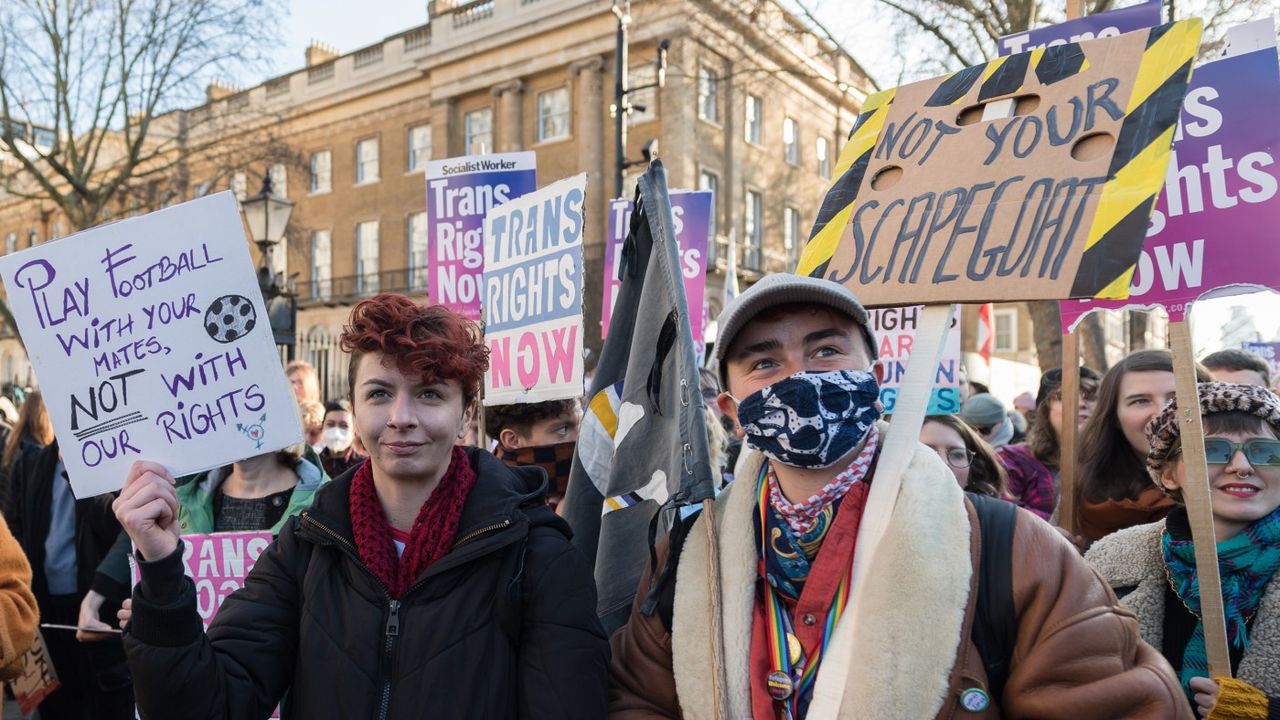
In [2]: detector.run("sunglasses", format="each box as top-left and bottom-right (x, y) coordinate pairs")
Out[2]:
(1203, 437), (1280, 467)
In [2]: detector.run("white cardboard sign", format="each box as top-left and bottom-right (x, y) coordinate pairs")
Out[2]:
(0, 192), (303, 497)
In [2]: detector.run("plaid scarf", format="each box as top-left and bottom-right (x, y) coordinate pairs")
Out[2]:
(1162, 503), (1280, 697)
(497, 440), (575, 510)
(348, 446), (478, 598)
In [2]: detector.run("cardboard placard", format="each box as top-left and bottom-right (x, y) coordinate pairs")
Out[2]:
(602, 191), (711, 354)
(9, 629), (59, 714)
(482, 174), (587, 405)
(426, 152), (537, 320)
(797, 20), (1202, 307)
(998, 0), (1163, 55)
(129, 531), (273, 631)
(870, 305), (961, 414)
(0, 194), (303, 498)
(1060, 22), (1280, 329)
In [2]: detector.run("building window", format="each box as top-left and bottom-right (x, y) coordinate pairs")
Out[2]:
(697, 66), (719, 123)
(309, 150), (332, 193)
(784, 206), (801, 264)
(744, 190), (763, 270)
(783, 117), (799, 165)
(699, 170), (719, 262)
(745, 95), (763, 145)
(355, 138), (380, 184)
(356, 221), (380, 294)
(407, 125), (432, 172)
(994, 308), (1018, 352)
(537, 87), (571, 142)
(310, 230), (332, 300)
(269, 164), (288, 198)
(408, 212), (429, 290)
(50, 221), (62, 239)
(27, 229), (38, 246)
(629, 64), (657, 124)
(465, 108), (493, 155)
(817, 136), (832, 179)
(231, 172), (247, 200)
(3, 233), (14, 254)
(193, 181), (212, 198)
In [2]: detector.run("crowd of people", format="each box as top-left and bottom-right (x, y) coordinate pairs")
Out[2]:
(0, 280), (1276, 718)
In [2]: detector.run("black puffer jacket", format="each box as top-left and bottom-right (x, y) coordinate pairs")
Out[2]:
(124, 448), (609, 720)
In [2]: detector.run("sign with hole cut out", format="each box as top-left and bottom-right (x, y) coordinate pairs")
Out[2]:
(797, 20), (1203, 306)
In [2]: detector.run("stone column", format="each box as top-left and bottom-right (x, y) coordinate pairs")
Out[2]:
(430, 95), (459, 157)
(569, 55), (607, 362)
(491, 79), (524, 153)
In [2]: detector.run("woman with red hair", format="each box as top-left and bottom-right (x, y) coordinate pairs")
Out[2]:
(111, 294), (609, 719)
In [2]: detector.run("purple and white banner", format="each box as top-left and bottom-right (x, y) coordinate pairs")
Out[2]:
(426, 152), (536, 320)
(997, 0), (1161, 55)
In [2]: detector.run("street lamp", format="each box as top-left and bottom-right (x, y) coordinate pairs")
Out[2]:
(240, 173), (297, 360)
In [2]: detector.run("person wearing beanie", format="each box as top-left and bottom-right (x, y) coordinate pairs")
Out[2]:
(608, 273), (1188, 719)
(1086, 382), (1280, 717)
(995, 366), (1100, 522)
(1077, 350), (1212, 542)
(960, 393), (1016, 448)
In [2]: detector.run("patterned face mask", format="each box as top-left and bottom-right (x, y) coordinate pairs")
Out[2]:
(734, 370), (881, 469)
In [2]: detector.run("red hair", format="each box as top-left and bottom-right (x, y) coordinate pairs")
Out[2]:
(341, 294), (490, 404)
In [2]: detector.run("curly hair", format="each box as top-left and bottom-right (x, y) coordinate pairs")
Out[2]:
(341, 294), (490, 405)
(484, 399), (578, 440)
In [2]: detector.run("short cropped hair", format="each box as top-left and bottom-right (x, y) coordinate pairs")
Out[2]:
(1201, 348), (1271, 387)
(485, 399), (578, 439)
(341, 294), (489, 406)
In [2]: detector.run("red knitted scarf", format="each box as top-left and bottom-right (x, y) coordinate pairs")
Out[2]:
(348, 446), (478, 598)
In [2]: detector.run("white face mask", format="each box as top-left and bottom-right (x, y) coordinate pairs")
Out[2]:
(323, 426), (353, 452)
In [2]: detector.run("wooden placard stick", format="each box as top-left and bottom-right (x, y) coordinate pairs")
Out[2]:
(1058, 332), (1081, 534)
(1168, 319), (1232, 678)
(1067, 0), (1087, 20)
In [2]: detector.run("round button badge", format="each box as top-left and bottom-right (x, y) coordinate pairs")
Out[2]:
(960, 687), (990, 712)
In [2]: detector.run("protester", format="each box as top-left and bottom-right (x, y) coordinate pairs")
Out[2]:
(1077, 350), (1210, 542)
(960, 393), (1016, 448)
(484, 399), (581, 510)
(1202, 348), (1271, 388)
(4, 438), (133, 719)
(609, 274), (1188, 719)
(699, 367), (739, 485)
(920, 414), (1006, 498)
(0, 390), (54, 515)
(996, 367), (1099, 521)
(1012, 391), (1036, 422)
(299, 399), (326, 453)
(318, 399), (367, 479)
(285, 359), (321, 405)
(116, 294), (608, 719)
(0, 513), (38, 681)
(1087, 382), (1280, 716)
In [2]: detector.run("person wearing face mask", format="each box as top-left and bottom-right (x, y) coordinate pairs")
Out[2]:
(1086, 383), (1280, 718)
(608, 274), (1188, 720)
(484, 399), (581, 511)
(319, 399), (367, 479)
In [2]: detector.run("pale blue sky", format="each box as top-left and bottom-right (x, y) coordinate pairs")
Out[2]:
(268, 1), (430, 77)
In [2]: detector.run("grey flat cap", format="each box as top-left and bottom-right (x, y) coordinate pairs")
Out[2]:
(715, 273), (874, 383)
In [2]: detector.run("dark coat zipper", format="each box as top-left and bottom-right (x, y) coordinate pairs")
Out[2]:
(299, 512), (513, 720)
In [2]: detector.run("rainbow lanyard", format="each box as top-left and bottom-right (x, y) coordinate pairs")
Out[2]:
(756, 465), (851, 719)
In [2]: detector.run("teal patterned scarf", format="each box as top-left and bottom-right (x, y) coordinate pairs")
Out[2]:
(1162, 504), (1280, 697)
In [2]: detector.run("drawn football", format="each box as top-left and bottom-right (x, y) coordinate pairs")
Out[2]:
(204, 294), (257, 344)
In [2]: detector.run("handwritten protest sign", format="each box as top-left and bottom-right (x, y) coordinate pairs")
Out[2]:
(427, 152), (537, 320)
(871, 305), (961, 414)
(797, 20), (1202, 307)
(129, 531), (274, 631)
(9, 629), (59, 715)
(998, 0), (1162, 55)
(602, 191), (711, 354)
(1060, 22), (1280, 329)
(0, 193), (302, 498)
(483, 174), (587, 405)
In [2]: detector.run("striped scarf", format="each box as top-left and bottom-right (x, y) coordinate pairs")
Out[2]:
(1162, 503), (1280, 697)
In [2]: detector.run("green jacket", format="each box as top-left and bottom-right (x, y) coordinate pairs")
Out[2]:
(175, 447), (328, 535)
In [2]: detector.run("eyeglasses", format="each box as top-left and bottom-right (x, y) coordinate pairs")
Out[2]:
(1203, 437), (1280, 466)
(937, 447), (973, 469)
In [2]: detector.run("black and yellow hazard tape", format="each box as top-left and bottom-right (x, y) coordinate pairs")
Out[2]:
(1071, 19), (1201, 298)
(797, 19), (1202, 300)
